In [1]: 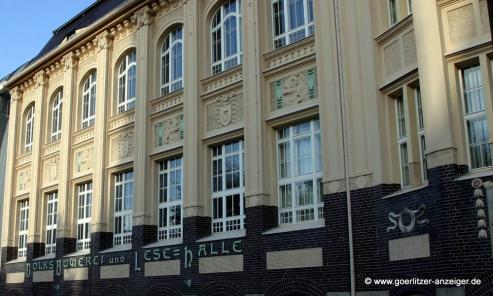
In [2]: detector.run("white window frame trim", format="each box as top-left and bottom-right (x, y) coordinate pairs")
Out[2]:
(271, 0), (314, 49)
(45, 192), (58, 255)
(25, 105), (35, 153)
(388, 0), (399, 27)
(415, 87), (427, 181)
(117, 51), (137, 114)
(210, 0), (243, 75)
(160, 26), (184, 96)
(81, 72), (97, 129)
(77, 182), (92, 251)
(51, 90), (63, 142)
(276, 119), (323, 225)
(395, 96), (410, 187)
(113, 171), (133, 246)
(157, 157), (183, 240)
(18, 200), (29, 258)
(211, 140), (245, 233)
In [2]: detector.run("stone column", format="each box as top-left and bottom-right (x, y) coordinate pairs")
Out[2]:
(182, 0), (209, 236)
(132, 6), (157, 248)
(56, 53), (78, 256)
(1, 87), (22, 254)
(413, 0), (457, 168)
(91, 31), (114, 252)
(27, 70), (48, 259)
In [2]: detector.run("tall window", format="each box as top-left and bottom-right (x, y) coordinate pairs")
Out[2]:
(161, 26), (184, 96)
(18, 200), (29, 258)
(389, 0), (398, 26)
(77, 183), (92, 251)
(277, 119), (323, 224)
(158, 158), (182, 240)
(415, 87), (427, 180)
(25, 105), (35, 152)
(211, 141), (245, 233)
(396, 96), (410, 187)
(407, 0), (413, 14)
(272, 0), (314, 49)
(45, 193), (58, 255)
(51, 90), (63, 142)
(211, 0), (242, 75)
(82, 72), (97, 128)
(114, 171), (133, 246)
(117, 50), (137, 114)
(461, 65), (492, 169)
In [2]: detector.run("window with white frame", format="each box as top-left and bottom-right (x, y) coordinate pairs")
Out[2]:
(396, 96), (410, 187)
(158, 157), (183, 240)
(77, 182), (92, 251)
(211, 140), (245, 233)
(211, 0), (242, 75)
(117, 50), (137, 114)
(415, 86), (427, 181)
(81, 71), (97, 129)
(388, 0), (398, 26)
(272, 0), (314, 49)
(461, 65), (492, 169)
(114, 171), (133, 246)
(277, 119), (323, 224)
(25, 105), (35, 152)
(18, 200), (29, 258)
(51, 90), (63, 142)
(161, 26), (184, 96)
(407, 0), (412, 14)
(45, 192), (58, 255)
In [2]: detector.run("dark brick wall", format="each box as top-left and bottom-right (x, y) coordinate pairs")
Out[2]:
(2, 164), (493, 295)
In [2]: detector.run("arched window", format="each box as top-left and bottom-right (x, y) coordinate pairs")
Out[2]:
(25, 105), (35, 152)
(82, 71), (97, 128)
(211, 0), (242, 75)
(117, 50), (137, 113)
(51, 90), (63, 142)
(161, 26), (184, 96)
(272, 0), (314, 49)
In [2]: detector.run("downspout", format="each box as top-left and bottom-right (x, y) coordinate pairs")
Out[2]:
(332, 0), (356, 295)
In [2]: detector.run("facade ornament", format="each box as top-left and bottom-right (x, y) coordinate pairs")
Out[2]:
(471, 178), (492, 239)
(95, 31), (113, 52)
(10, 87), (22, 103)
(216, 94), (234, 127)
(62, 52), (78, 71)
(34, 70), (48, 88)
(75, 148), (92, 173)
(18, 169), (31, 192)
(207, 92), (242, 131)
(134, 6), (154, 29)
(113, 130), (134, 161)
(46, 157), (60, 182)
(386, 205), (429, 233)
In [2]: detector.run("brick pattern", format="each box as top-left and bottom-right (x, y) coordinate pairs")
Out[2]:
(1, 164), (493, 295)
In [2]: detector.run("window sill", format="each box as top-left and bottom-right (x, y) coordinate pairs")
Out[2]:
(196, 229), (245, 243)
(99, 244), (132, 254)
(455, 168), (493, 181)
(33, 253), (55, 261)
(262, 219), (325, 235)
(64, 249), (90, 258)
(6, 258), (26, 264)
(381, 181), (429, 199)
(144, 237), (183, 249)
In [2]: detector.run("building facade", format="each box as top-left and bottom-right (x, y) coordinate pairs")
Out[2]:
(0, 0), (492, 295)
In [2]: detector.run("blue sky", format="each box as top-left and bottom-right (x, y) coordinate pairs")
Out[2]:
(0, 0), (96, 78)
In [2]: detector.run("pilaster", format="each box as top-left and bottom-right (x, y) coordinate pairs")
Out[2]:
(27, 71), (48, 245)
(413, 0), (457, 168)
(1, 87), (22, 248)
(57, 52), (78, 240)
(92, 31), (113, 233)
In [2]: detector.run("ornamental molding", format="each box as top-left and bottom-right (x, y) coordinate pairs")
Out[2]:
(133, 6), (154, 29)
(10, 87), (23, 103)
(471, 178), (492, 239)
(61, 52), (79, 71)
(34, 70), (48, 88)
(207, 91), (243, 132)
(386, 205), (429, 233)
(264, 37), (315, 73)
(152, 91), (183, 115)
(94, 31), (113, 53)
(110, 18), (137, 42)
(73, 128), (95, 146)
(202, 68), (243, 95)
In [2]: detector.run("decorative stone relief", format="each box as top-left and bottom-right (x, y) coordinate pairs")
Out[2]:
(74, 148), (93, 174)
(44, 156), (60, 184)
(472, 178), (491, 239)
(17, 168), (31, 193)
(111, 130), (134, 162)
(447, 4), (476, 45)
(207, 92), (243, 131)
(265, 41), (315, 71)
(271, 68), (317, 110)
(383, 40), (402, 77)
(402, 30), (416, 67)
(203, 70), (243, 94)
(155, 114), (183, 147)
(386, 205), (429, 233)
